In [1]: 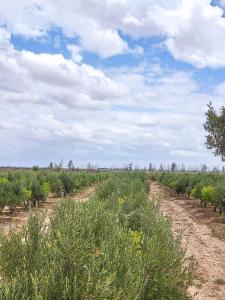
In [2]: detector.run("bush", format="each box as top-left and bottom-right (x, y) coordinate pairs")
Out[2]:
(20, 188), (32, 208)
(213, 184), (225, 214)
(191, 183), (203, 199)
(49, 175), (63, 197)
(41, 182), (51, 202)
(201, 186), (215, 207)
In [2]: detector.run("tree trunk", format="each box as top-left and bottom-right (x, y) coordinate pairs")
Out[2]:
(24, 200), (29, 209)
(10, 205), (16, 214)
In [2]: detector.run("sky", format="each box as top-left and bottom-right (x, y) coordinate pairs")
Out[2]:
(0, 0), (225, 168)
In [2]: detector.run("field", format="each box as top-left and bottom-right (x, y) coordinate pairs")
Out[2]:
(152, 172), (225, 214)
(0, 169), (194, 299)
(1, 169), (225, 299)
(2, 1), (225, 299)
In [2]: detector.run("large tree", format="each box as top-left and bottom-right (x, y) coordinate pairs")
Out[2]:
(204, 102), (225, 161)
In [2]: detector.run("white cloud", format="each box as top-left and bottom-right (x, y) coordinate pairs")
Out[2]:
(1, 0), (225, 67)
(0, 27), (12, 51)
(80, 27), (128, 58)
(0, 32), (222, 167)
(1, 4), (225, 167)
(170, 149), (202, 158)
(0, 1), (49, 38)
(165, 1), (225, 68)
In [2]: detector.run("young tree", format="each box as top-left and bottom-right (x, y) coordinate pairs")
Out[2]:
(170, 162), (177, 172)
(32, 165), (39, 171)
(201, 164), (207, 173)
(128, 163), (133, 171)
(204, 102), (225, 161)
(67, 160), (74, 170)
(48, 162), (54, 169)
(212, 166), (219, 173)
(148, 163), (154, 171)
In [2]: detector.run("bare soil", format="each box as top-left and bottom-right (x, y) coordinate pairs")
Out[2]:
(149, 182), (225, 300)
(0, 185), (96, 235)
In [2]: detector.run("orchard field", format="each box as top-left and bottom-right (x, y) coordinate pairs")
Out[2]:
(0, 169), (194, 299)
(0, 169), (107, 213)
(151, 171), (225, 215)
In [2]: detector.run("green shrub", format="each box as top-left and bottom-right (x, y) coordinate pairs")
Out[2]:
(0, 170), (108, 214)
(191, 183), (203, 199)
(0, 173), (193, 299)
(213, 184), (225, 214)
(20, 188), (32, 208)
(201, 186), (215, 207)
(41, 182), (51, 202)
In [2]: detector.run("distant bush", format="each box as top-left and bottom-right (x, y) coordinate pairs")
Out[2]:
(0, 170), (108, 214)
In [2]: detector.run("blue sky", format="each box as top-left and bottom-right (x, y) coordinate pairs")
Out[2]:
(0, 0), (225, 169)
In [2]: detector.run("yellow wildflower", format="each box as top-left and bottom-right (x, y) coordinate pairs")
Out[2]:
(117, 197), (125, 206)
(95, 248), (102, 258)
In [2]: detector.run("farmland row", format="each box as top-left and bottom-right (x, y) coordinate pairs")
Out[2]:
(151, 172), (225, 215)
(0, 170), (108, 214)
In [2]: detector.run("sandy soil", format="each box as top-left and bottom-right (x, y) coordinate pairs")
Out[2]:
(0, 185), (96, 235)
(149, 182), (225, 300)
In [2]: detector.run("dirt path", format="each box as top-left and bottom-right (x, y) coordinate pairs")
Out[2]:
(0, 185), (96, 235)
(149, 182), (225, 300)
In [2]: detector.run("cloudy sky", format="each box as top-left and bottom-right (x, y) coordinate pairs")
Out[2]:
(1, 0), (225, 168)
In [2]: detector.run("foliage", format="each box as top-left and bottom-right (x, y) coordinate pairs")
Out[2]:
(201, 186), (215, 207)
(0, 173), (193, 299)
(154, 171), (225, 214)
(0, 170), (108, 213)
(41, 182), (51, 202)
(204, 102), (225, 161)
(170, 162), (177, 172)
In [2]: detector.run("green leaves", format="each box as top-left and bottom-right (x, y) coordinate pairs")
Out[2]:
(156, 171), (225, 214)
(0, 173), (192, 299)
(0, 170), (108, 213)
(201, 186), (215, 206)
(204, 102), (225, 161)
